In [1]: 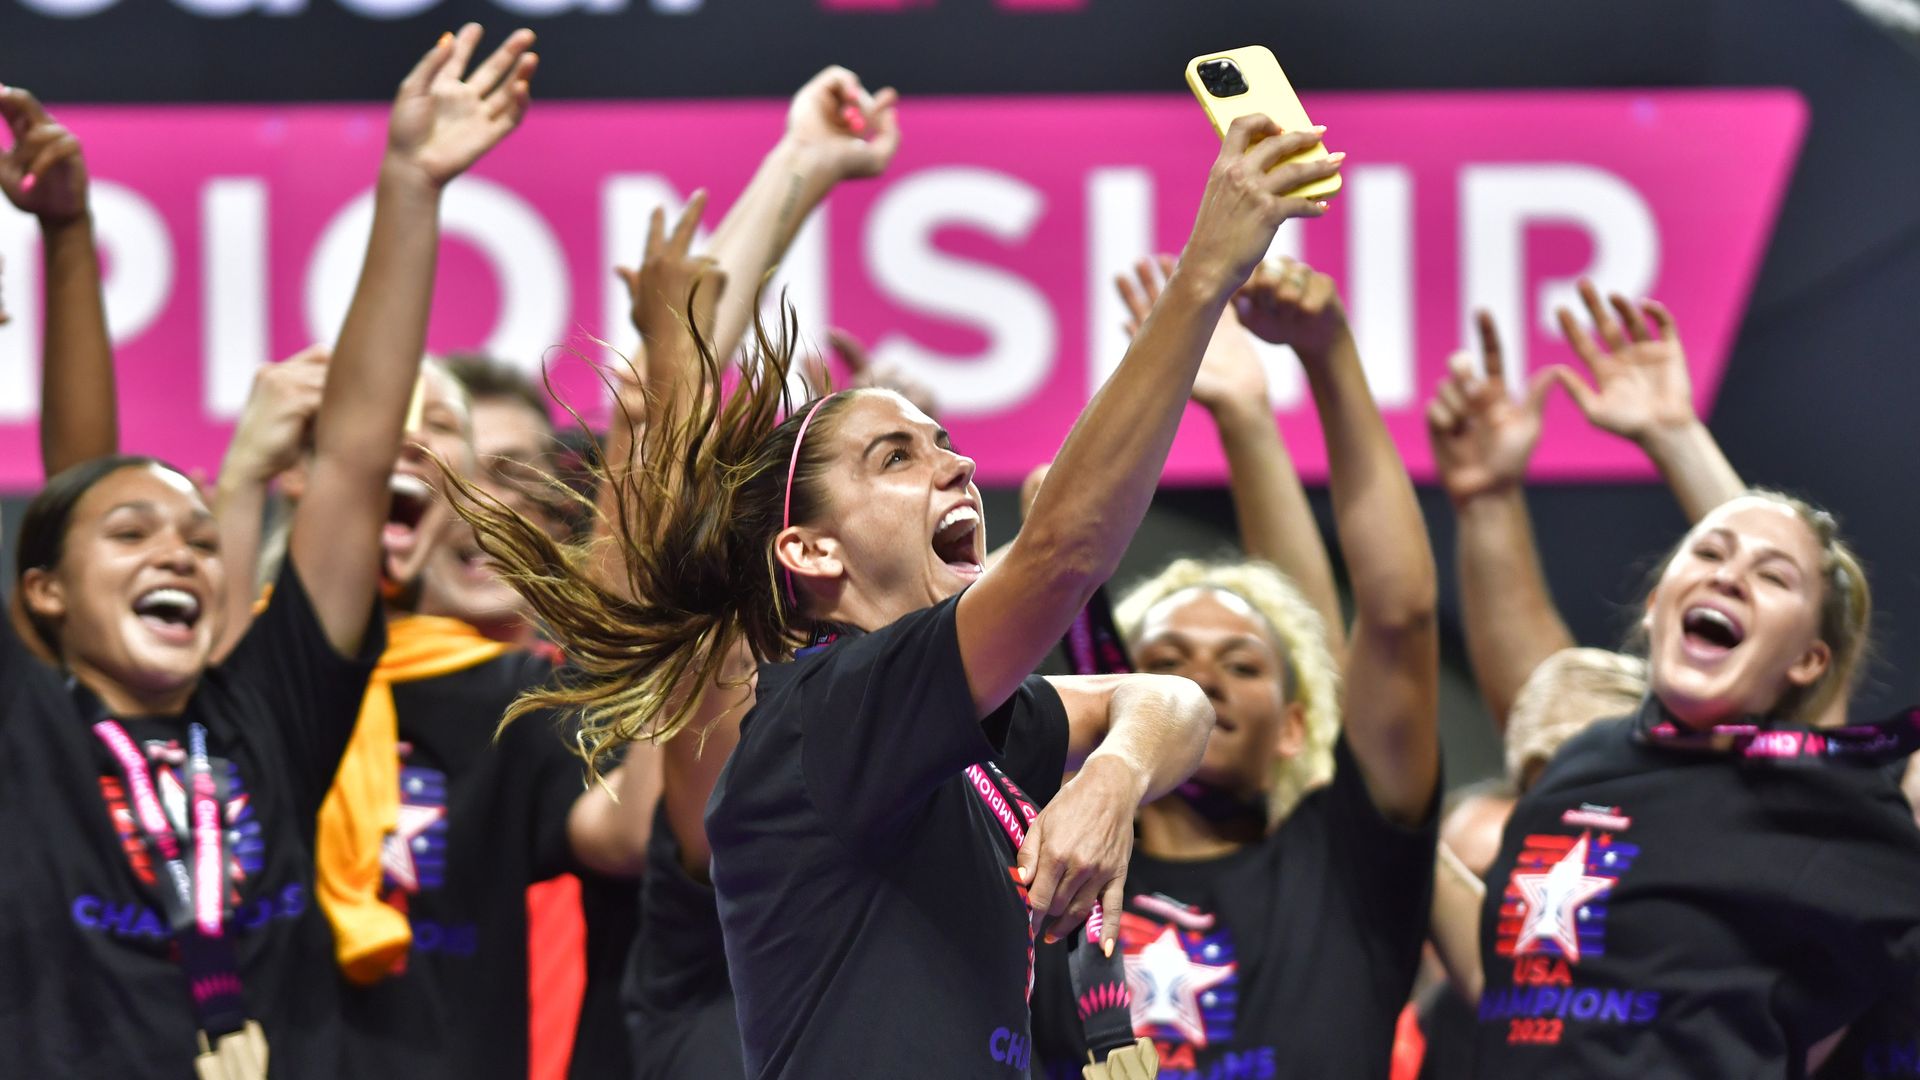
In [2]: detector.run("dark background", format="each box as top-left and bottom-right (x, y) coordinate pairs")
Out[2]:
(3, 0), (1918, 782)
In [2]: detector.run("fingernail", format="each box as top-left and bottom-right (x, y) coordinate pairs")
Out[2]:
(1044, 933), (1059, 945)
(1310, 125), (1327, 134)
(439, 31), (453, 46)
(20, 174), (34, 194)
(1103, 940), (1115, 958)
(1314, 201), (1329, 212)
(841, 104), (867, 134)
(1327, 151), (1347, 163)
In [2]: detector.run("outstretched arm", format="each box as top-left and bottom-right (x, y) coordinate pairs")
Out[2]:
(1427, 312), (1573, 731)
(0, 87), (114, 475)
(292, 24), (537, 655)
(1113, 253), (1345, 661)
(699, 66), (899, 367)
(1238, 258), (1438, 825)
(1548, 279), (1743, 523)
(213, 345), (330, 658)
(959, 120), (1341, 715)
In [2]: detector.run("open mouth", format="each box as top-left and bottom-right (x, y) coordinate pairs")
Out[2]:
(932, 504), (984, 577)
(132, 586), (202, 644)
(384, 474), (432, 548)
(1681, 604), (1745, 657)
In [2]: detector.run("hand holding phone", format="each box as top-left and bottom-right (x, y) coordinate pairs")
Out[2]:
(1187, 46), (1341, 202)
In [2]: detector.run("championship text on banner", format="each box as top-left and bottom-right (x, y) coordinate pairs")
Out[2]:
(0, 91), (1805, 488)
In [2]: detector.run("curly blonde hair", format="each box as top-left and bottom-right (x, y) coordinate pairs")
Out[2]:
(1506, 648), (1647, 790)
(1115, 558), (1342, 825)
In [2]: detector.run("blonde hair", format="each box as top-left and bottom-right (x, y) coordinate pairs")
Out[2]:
(1115, 558), (1341, 825)
(1642, 488), (1871, 727)
(1506, 648), (1647, 789)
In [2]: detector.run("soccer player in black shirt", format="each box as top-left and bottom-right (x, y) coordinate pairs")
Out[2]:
(456, 114), (1343, 1078)
(1028, 255), (1442, 1080)
(1428, 290), (1920, 1077)
(0, 26), (517, 1073)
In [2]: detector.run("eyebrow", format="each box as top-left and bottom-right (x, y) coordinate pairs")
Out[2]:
(1702, 527), (1807, 573)
(1144, 630), (1272, 655)
(104, 501), (216, 526)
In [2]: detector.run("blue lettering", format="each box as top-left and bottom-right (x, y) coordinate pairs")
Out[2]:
(1599, 989), (1631, 1023)
(1631, 992), (1661, 1024)
(102, 901), (140, 935)
(990, 1027), (1011, 1063)
(239, 898), (271, 931)
(131, 906), (166, 940)
(72, 895), (103, 929)
(280, 884), (306, 917)
(1572, 989), (1602, 1020)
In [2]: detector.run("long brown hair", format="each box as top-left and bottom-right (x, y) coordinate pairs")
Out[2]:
(442, 304), (857, 778)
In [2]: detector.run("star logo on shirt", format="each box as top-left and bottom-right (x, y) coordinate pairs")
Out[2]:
(1125, 925), (1236, 1047)
(379, 802), (446, 894)
(1510, 831), (1614, 963)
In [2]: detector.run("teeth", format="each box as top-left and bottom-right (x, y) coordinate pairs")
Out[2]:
(391, 474), (431, 501)
(936, 506), (979, 534)
(1688, 607), (1736, 633)
(137, 587), (200, 621)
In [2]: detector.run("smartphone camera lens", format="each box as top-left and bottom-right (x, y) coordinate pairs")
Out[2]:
(1199, 59), (1249, 98)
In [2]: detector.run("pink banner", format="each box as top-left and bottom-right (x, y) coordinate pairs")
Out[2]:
(0, 91), (1804, 490)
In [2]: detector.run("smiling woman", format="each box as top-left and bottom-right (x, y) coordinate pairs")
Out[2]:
(1461, 489), (1920, 1078)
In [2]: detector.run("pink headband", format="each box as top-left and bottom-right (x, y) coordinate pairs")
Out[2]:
(782, 394), (835, 609)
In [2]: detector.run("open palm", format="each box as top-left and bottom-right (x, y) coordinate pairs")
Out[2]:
(1427, 312), (1552, 503)
(388, 24), (538, 188)
(1549, 279), (1695, 442)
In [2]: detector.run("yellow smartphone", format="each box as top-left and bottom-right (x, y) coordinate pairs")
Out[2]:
(1185, 45), (1341, 201)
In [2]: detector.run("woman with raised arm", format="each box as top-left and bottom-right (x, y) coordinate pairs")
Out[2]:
(1029, 254), (1441, 1079)
(1417, 297), (1920, 1076)
(0, 27), (522, 1077)
(454, 114), (1337, 1077)
(3, 89), (120, 656)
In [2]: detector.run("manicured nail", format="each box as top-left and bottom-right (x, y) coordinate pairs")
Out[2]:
(1014, 866), (1030, 884)
(20, 174), (34, 194)
(439, 31), (453, 46)
(1314, 201), (1329, 212)
(1327, 151), (1347, 163)
(1310, 125), (1327, 134)
(1103, 940), (1115, 958)
(842, 104), (866, 134)
(1044, 933), (1059, 945)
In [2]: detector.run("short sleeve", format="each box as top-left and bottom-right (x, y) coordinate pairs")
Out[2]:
(796, 596), (1009, 848)
(219, 557), (384, 817)
(499, 669), (588, 882)
(1311, 736), (1440, 950)
(995, 676), (1070, 807)
(632, 799), (731, 1011)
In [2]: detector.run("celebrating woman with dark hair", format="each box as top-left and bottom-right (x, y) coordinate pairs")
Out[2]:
(457, 114), (1341, 1076)
(0, 26), (533, 1077)
(1029, 253), (1441, 1079)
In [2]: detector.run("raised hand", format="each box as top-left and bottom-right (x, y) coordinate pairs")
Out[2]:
(616, 190), (724, 350)
(614, 191), (726, 428)
(1177, 115), (1342, 297)
(223, 345), (331, 485)
(1426, 312), (1554, 504)
(784, 65), (901, 183)
(1548, 278), (1697, 444)
(1116, 253), (1269, 413)
(1233, 256), (1349, 359)
(0, 87), (88, 223)
(386, 24), (537, 188)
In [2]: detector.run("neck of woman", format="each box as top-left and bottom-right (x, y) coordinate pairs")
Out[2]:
(1135, 784), (1268, 861)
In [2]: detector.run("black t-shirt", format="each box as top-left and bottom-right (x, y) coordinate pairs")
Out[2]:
(569, 868), (641, 1080)
(624, 799), (746, 1079)
(1028, 737), (1437, 1080)
(706, 596), (1071, 1079)
(1473, 706), (1920, 1078)
(0, 560), (381, 1078)
(341, 646), (592, 1079)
